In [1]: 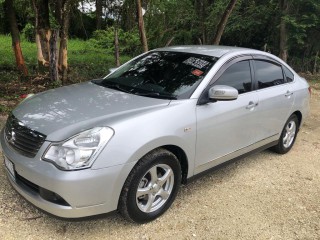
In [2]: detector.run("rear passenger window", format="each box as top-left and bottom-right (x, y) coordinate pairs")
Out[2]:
(254, 60), (285, 89)
(214, 61), (252, 94)
(283, 66), (294, 82)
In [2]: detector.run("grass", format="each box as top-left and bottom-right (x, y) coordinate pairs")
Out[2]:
(0, 35), (37, 69)
(67, 38), (131, 80)
(0, 35), (131, 82)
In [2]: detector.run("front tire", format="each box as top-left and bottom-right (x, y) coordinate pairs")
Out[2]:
(272, 114), (299, 154)
(118, 148), (181, 223)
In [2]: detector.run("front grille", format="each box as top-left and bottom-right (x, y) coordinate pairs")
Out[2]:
(5, 114), (46, 158)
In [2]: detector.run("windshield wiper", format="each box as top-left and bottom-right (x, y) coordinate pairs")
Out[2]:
(134, 92), (177, 100)
(100, 81), (133, 94)
(95, 80), (176, 99)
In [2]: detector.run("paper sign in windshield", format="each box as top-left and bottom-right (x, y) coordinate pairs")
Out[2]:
(183, 57), (210, 69)
(192, 69), (204, 76)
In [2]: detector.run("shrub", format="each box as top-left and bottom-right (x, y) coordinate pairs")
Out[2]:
(22, 23), (35, 42)
(90, 28), (141, 56)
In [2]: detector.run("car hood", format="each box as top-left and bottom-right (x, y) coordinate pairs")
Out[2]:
(13, 81), (170, 141)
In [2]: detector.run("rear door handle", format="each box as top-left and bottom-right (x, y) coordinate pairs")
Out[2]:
(246, 101), (258, 109)
(285, 91), (293, 97)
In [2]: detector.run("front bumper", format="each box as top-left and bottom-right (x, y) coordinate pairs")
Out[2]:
(0, 128), (135, 218)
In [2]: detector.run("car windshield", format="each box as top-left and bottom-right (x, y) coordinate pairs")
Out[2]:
(93, 51), (218, 100)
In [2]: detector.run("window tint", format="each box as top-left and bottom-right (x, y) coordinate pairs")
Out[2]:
(283, 65), (294, 82)
(255, 60), (285, 89)
(214, 61), (252, 94)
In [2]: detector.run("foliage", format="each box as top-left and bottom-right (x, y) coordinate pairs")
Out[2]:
(0, 0), (320, 77)
(22, 23), (35, 42)
(0, 34), (37, 69)
(0, 0), (8, 33)
(145, 0), (198, 47)
(285, 0), (320, 46)
(223, 0), (279, 50)
(69, 6), (96, 39)
(90, 28), (141, 56)
(1, 0), (320, 115)
(0, 34), (131, 79)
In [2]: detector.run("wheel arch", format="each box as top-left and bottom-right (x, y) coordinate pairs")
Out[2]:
(291, 111), (302, 128)
(161, 145), (189, 184)
(127, 144), (190, 185)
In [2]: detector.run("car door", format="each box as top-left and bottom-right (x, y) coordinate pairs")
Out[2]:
(195, 57), (260, 174)
(252, 57), (295, 141)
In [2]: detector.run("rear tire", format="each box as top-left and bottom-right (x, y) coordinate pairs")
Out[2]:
(272, 114), (299, 154)
(118, 148), (181, 223)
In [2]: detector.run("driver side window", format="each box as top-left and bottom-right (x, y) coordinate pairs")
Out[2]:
(214, 61), (252, 94)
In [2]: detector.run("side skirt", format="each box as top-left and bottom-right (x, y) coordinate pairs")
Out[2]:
(186, 140), (278, 184)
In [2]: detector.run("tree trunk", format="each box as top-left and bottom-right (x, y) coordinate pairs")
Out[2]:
(58, 1), (71, 83)
(263, 43), (267, 52)
(55, 0), (62, 25)
(114, 27), (120, 67)
(32, 0), (45, 66)
(212, 0), (238, 45)
(136, 0), (148, 52)
(96, 0), (103, 30)
(313, 51), (318, 75)
(197, 0), (208, 44)
(165, 37), (175, 47)
(279, 0), (288, 62)
(38, 29), (51, 66)
(49, 30), (59, 82)
(5, 0), (28, 76)
(35, 34), (46, 65)
(33, 0), (51, 68)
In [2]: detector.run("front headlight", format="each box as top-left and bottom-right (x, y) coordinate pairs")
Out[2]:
(43, 127), (114, 170)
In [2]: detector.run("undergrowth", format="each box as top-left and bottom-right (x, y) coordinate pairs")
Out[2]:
(0, 34), (132, 114)
(0, 35), (131, 82)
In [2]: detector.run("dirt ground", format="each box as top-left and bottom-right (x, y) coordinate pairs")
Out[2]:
(0, 87), (319, 240)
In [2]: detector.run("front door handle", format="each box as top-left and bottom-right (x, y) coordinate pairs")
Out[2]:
(246, 101), (258, 109)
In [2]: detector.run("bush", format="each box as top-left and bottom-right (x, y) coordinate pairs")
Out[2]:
(22, 23), (35, 42)
(90, 28), (141, 56)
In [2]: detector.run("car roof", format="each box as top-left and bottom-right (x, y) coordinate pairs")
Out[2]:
(154, 45), (263, 58)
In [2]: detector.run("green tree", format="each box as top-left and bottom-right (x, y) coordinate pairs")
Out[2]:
(4, 0), (28, 76)
(212, 0), (239, 45)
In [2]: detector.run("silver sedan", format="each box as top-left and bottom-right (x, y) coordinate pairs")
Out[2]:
(0, 46), (310, 223)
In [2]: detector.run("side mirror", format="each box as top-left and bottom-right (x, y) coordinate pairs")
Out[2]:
(208, 85), (238, 101)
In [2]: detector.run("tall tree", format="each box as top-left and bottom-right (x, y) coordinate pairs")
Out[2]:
(56, 0), (72, 82)
(121, 0), (136, 31)
(32, 0), (51, 67)
(279, 0), (289, 62)
(144, 0), (197, 48)
(49, 29), (59, 81)
(96, 0), (103, 29)
(213, 0), (238, 45)
(313, 50), (318, 74)
(5, 0), (28, 76)
(114, 27), (120, 66)
(109, 0), (123, 66)
(194, 0), (215, 45)
(136, 0), (148, 52)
